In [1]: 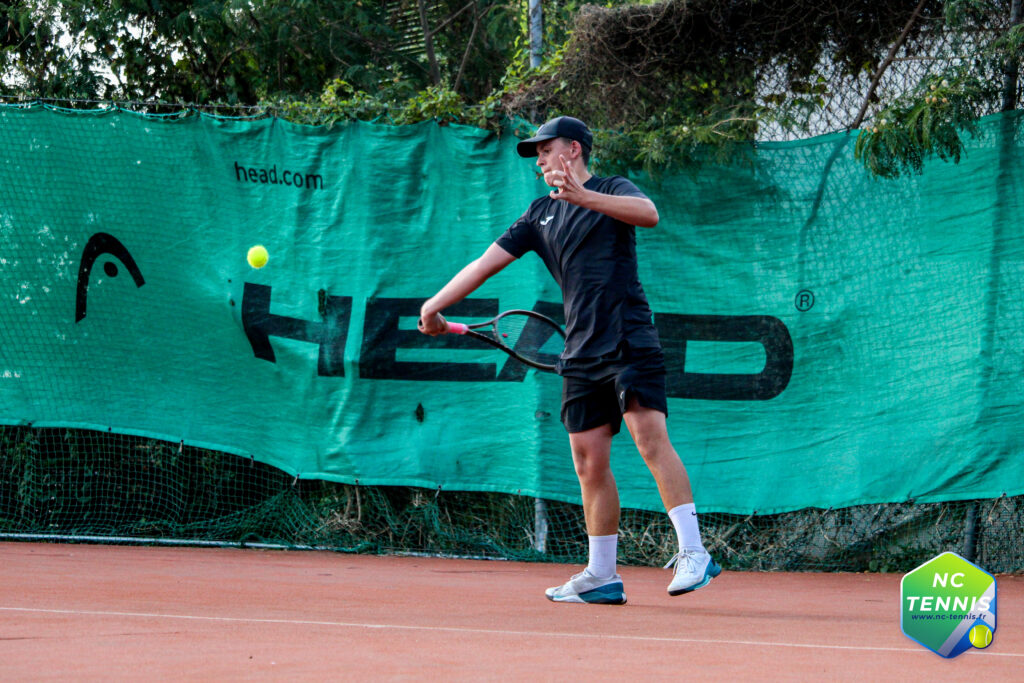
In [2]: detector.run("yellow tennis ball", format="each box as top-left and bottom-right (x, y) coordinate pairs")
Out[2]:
(247, 245), (269, 269)
(968, 624), (993, 649)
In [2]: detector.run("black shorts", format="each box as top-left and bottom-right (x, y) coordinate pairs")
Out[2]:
(559, 344), (668, 435)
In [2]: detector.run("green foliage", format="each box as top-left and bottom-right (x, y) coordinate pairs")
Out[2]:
(497, 0), (951, 174)
(0, 0), (106, 98)
(591, 106), (760, 179)
(854, 72), (990, 177)
(991, 19), (1024, 63)
(1, 0), (1021, 178)
(848, 0), (1020, 177)
(273, 77), (503, 131)
(0, 0), (525, 104)
(395, 83), (466, 124)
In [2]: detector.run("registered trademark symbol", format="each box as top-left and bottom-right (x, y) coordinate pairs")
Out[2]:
(795, 289), (815, 311)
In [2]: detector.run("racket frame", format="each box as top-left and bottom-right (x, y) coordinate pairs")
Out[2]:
(447, 309), (565, 372)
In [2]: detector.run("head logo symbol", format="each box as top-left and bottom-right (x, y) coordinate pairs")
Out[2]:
(75, 232), (146, 323)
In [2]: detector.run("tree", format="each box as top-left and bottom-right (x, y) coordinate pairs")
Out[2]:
(2, 1), (1020, 178)
(497, 0), (1023, 177)
(0, 1), (526, 105)
(0, 1), (106, 98)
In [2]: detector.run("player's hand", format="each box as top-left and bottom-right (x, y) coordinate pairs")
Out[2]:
(548, 154), (587, 204)
(418, 311), (449, 336)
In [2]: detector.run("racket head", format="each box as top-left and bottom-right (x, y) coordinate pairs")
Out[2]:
(489, 309), (565, 371)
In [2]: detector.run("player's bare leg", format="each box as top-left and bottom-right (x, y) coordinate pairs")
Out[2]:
(569, 424), (619, 535)
(624, 399), (721, 595)
(545, 424), (626, 604)
(622, 402), (693, 510)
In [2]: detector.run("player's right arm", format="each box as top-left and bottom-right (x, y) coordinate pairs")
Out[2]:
(419, 242), (516, 335)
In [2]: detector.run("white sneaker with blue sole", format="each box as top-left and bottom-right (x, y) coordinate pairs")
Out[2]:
(545, 568), (627, 605)
(665, 549), (721, 595)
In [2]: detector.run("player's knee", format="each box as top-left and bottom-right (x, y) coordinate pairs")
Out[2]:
(633, 430), (672, 464)
(571, 450), (610, 484)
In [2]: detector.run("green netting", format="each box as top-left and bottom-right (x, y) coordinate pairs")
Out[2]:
(3, 426), (1022, 572)
(1, 104), (1023, 572)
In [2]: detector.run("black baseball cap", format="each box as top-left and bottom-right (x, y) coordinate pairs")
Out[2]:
(516, 116), (593, 158)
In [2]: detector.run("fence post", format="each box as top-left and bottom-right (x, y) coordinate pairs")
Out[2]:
(534, 497), (549, 553)
(963, 502), (979, 562)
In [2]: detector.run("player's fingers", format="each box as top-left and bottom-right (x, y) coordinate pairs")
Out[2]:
(559, 158), (582, 193)
(559, 154), (576, 181)
(419, 314), (442, 335)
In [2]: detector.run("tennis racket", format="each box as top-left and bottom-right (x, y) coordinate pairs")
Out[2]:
(422, 309), (566, 372)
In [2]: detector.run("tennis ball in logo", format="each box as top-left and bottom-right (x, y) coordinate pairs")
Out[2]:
(969, 624), (993, 649)
(901, 552), (996, 658)
(247, 245), (269, 269)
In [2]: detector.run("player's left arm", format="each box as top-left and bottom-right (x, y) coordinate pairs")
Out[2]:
(418, 242), (516, 335)
(577, 191), (659, 228)
(550, 154), (659, 227)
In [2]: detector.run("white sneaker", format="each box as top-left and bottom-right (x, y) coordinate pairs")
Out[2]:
(665, 549), (721, 595)
(545, 568), (627, 605)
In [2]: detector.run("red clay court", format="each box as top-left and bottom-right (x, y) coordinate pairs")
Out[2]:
(1, 541), (1020, 680)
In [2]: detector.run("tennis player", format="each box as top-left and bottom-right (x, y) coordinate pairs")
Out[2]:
(420, 116), (720, 604)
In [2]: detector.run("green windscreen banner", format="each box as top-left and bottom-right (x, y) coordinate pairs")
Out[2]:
(1, 105), (1022, 514)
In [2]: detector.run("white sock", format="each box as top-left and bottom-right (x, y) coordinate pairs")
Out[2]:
(587, 534), (618, 578)
(668, 503), (705, 553)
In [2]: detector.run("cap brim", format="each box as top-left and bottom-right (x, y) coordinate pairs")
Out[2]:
(516, 134), (557, 158)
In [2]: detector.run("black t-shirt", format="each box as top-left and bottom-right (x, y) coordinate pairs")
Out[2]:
(495, 175), (661, 359)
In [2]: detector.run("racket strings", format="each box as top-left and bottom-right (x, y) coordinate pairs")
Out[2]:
(493, 313), (565, 365)
(492, 313), (529, 344)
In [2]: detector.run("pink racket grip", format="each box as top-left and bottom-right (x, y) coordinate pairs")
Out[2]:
(447, 322), (469, 334)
